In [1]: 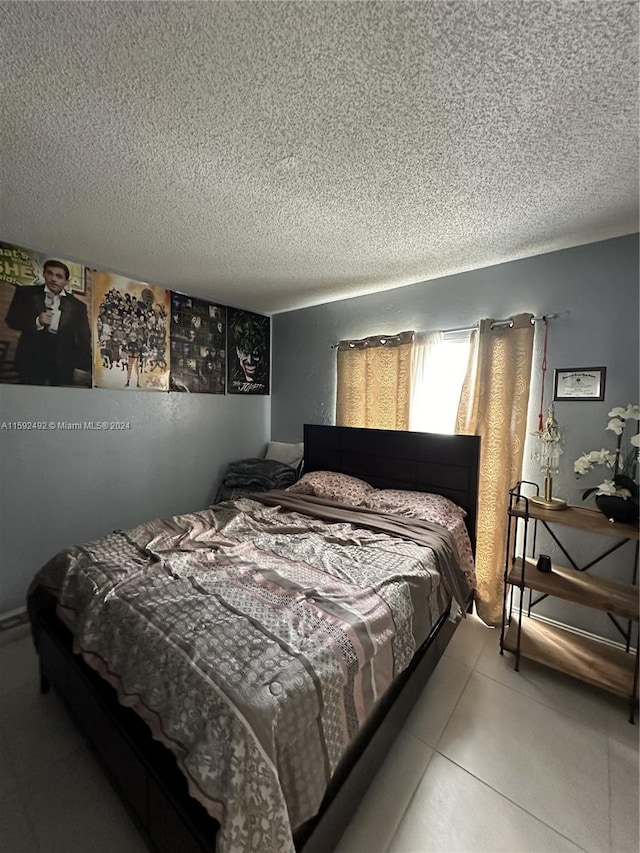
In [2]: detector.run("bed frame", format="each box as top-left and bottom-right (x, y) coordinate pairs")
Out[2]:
(30, 425), (480, 853)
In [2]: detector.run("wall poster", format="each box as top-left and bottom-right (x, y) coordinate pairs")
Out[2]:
(92, 271), (170, 391)
(0, 240), (92, 387)
(227, 307), (270, 395)
(170, 293), (226, 393)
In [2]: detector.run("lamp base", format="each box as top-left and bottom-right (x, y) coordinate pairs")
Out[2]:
(529, 495), (567, 511)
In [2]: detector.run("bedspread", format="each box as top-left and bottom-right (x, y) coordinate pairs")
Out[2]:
(29, 495), (474, 853)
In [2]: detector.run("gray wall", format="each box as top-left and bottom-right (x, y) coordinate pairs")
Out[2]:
(0, 387), (269, 613)
(272, 234), (639, 640)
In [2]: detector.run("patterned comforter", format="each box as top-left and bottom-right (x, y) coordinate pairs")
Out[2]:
(29, 493), (474, 853)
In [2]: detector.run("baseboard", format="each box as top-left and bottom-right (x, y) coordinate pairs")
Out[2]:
(530, 612), (633, 653)
(0, 606), (29, 631)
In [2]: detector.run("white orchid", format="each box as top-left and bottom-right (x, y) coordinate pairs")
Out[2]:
(574, 448), (616, 475)
(608, 404), (640, 420)
(574, 458), (589, 476)
(606, 418), (625, 435)
(575, 404), (639, 502)
(596, 480), (632, 498)
(588, 449), (616, 464)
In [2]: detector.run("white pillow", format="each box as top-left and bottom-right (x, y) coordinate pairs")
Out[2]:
(265, 441), (304, 469)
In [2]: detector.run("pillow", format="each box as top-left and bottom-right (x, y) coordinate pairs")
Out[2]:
(286, 471), (374, 504)
(360, 488), (467, 523)
(265, 441), (304, 470)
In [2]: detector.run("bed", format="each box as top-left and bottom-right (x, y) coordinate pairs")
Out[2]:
(28, 424), (480, 853)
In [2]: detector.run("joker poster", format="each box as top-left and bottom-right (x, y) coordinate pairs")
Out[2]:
(227, 307), (270, 395)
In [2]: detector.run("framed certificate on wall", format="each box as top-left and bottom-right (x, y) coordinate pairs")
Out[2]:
(553, 367), (606, 401)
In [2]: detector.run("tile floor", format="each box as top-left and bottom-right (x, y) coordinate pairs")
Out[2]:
(0, 613), (637, 853)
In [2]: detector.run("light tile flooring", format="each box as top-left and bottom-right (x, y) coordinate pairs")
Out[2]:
(0, 614), (638, 853)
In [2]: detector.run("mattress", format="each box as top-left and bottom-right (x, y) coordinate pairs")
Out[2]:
(28, 492), (474, 853)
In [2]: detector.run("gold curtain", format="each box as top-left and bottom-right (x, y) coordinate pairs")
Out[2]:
(336, 332), (413, 430)
(455, 314), (535, 625)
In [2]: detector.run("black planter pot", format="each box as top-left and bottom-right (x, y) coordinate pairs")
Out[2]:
(595, 495), (640, 525)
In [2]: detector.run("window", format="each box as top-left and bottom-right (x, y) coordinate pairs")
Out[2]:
(409, 330), (471, 434)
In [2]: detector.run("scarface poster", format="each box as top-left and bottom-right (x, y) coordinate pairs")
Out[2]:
(227, 308), (270, 395)
(170, 293), (226, 393)
(0, 240), (92, 388)
(92, 271), (170, 391)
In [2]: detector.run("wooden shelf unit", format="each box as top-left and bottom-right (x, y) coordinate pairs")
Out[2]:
(502, 618), (636, 699)
(508, 559), (639, 622)
(501, 484), (639, 722)
(510, 499), (640, 539)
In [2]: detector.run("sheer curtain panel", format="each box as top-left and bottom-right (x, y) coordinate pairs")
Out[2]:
(409, 331), (443, 432)
(409, 330), (471, 434)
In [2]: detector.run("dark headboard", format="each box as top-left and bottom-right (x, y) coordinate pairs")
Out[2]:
(303, 424), (480, 552)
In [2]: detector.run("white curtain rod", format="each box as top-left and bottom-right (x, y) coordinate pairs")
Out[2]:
(332, 313), (561, 348)
(441, 313), (560, 335)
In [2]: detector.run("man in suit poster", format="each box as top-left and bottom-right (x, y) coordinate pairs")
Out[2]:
(0, 241), (91, 387)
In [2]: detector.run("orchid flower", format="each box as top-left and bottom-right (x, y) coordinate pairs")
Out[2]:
(606, 418), (625, 435)
(575, 404), (639, 502)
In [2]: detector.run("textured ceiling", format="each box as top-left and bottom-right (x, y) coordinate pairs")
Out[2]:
(1, 1), (638, 315)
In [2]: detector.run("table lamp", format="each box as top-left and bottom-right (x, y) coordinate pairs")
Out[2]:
(530, 404), (567, 510)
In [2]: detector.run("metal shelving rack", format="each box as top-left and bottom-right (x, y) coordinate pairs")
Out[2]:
(500, 481), (639, 722)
